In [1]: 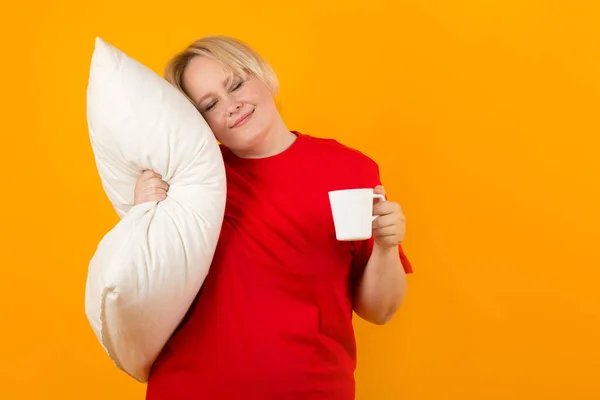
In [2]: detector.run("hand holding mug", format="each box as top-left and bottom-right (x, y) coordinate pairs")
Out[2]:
(329, 186), (405, 245)
(371, 185), (406, 248)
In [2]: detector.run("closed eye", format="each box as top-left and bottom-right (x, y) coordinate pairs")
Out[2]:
(203, 79), (243, 112)
(231, 80), (243, 91)
(205, 100), (217, 112)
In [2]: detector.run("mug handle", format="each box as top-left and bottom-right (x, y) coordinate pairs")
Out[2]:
(372, 194), (386, 221)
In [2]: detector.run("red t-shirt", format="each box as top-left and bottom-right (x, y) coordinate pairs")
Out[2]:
(146, 132), (412, 400)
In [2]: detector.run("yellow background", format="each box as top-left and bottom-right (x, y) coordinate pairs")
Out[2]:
(1, 0), (599, 399)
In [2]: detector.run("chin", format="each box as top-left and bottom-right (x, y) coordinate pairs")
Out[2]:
(241, 124), (267, 142)
(230, 130), (267, 155)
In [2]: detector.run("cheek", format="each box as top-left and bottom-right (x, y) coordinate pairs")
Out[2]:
(243, 81), (272, 107)
(203, 113), (228, 141)
(251, 88), (277, 116)
(243, 88), (261, 105)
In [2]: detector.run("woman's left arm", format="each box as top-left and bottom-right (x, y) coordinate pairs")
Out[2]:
(353, 185), (408, 325)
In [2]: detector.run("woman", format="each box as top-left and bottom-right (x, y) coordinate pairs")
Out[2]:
(135, 35), (413, 400)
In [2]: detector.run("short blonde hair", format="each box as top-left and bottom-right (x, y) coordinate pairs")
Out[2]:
(164, 35), (279, 104)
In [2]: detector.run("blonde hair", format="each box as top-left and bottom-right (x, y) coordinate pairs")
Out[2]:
(164, 35), (279, 104)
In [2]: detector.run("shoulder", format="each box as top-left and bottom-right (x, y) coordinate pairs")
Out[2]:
(296, 131), (379, 170)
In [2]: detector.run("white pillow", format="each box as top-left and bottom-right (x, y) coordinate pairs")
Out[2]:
(84, 37), (226, 382)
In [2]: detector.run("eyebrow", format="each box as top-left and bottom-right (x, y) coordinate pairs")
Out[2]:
(194, 75), (234, 107)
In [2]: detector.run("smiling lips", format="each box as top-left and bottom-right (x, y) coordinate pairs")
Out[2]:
(231, 109), (255, 128)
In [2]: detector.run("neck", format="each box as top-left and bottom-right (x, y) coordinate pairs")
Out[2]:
(234, 114), (297, 159)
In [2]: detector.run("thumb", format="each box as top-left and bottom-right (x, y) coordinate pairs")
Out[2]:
(374, 185), (386, 196)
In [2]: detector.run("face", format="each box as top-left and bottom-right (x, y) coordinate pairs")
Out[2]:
(181, 56), (278, 155)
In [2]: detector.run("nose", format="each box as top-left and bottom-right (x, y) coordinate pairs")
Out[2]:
(226, 95), (243, 116)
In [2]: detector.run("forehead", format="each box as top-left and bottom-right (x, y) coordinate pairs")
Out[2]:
(183, 56), (230, 91)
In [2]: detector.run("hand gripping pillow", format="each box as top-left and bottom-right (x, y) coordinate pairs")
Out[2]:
(84, 37), (226, 382)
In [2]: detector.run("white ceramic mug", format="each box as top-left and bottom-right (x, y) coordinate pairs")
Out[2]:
(328, 188), (385, 241)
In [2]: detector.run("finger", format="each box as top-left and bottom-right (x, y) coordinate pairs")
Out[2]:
(142, 177), (167, 189)
(144, 178), (169, 191)
(144, 187), (168, 196)
(372, 214), (398, 230)
(374, 201), (401, 216)
(141, 170), (162, 181)
(373, 225), (398, 237)
(141, 170), (155, 180)
(143, 192), (167, 202)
